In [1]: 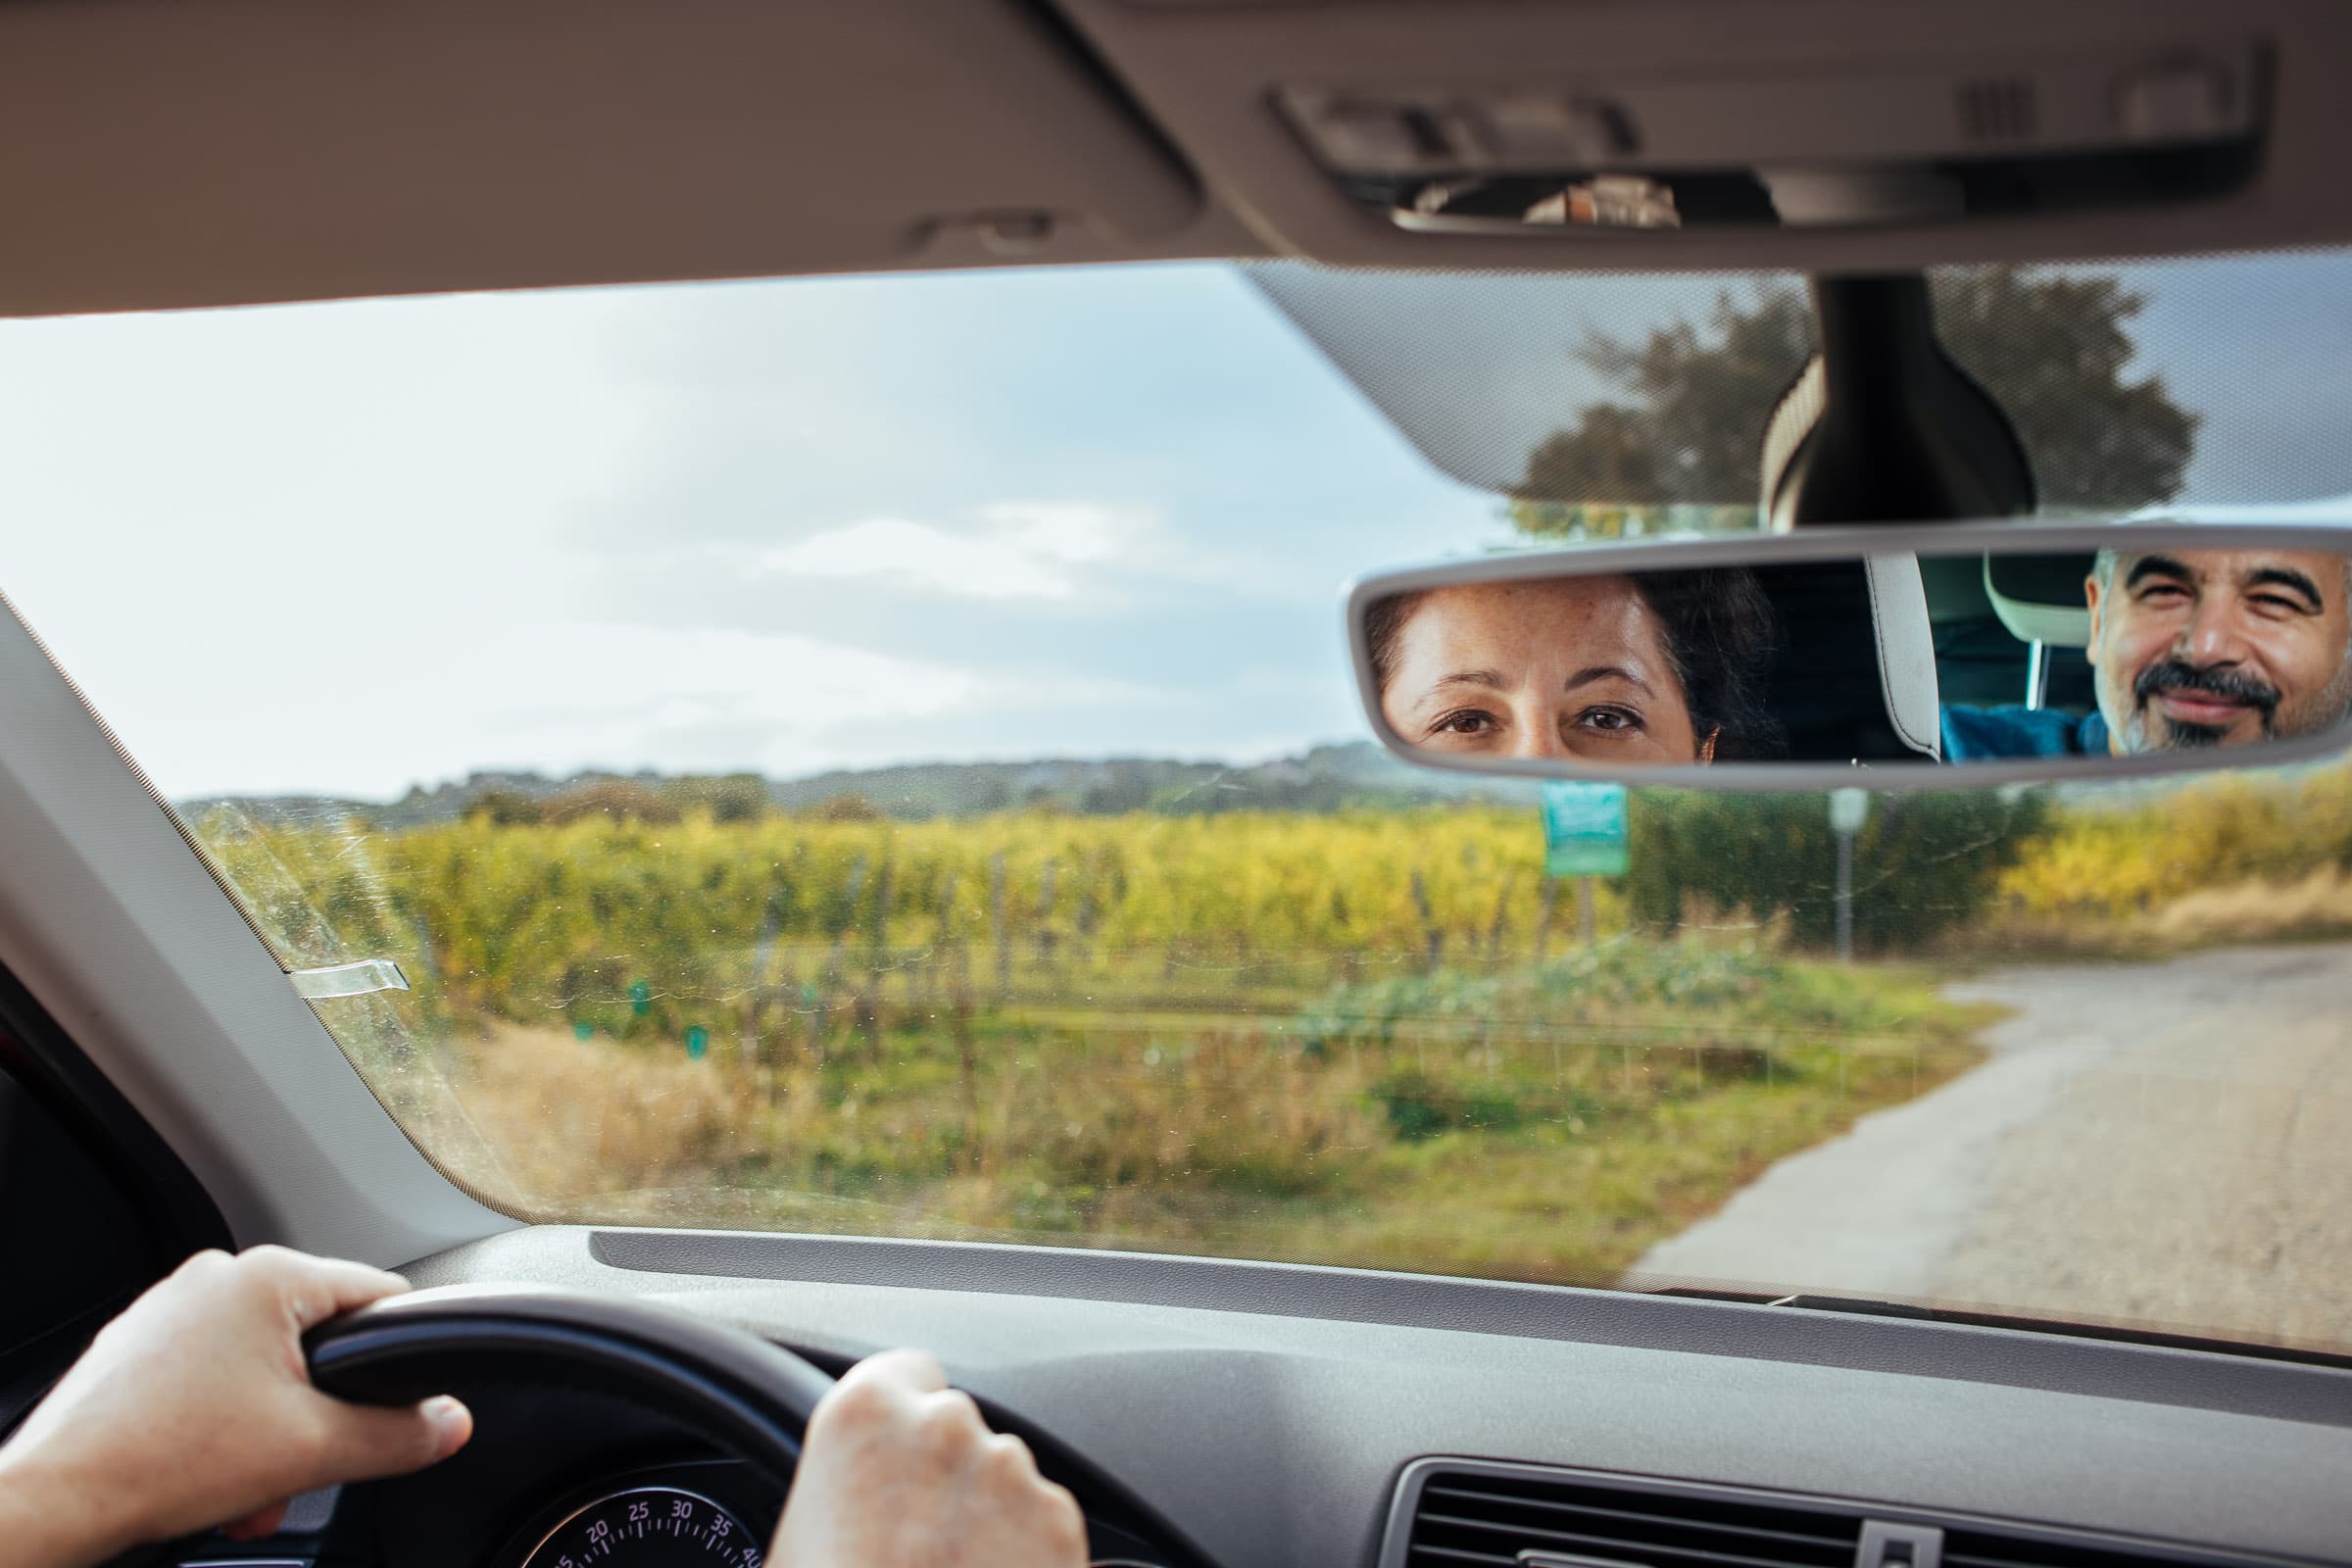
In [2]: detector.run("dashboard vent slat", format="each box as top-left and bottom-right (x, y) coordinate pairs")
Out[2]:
(1418, 1511), (1836, 1568)
(1421, 1483), (1858, 1550)
(1403, 1467), (1859, 1568)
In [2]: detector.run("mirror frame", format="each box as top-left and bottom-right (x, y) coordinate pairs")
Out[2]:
(1345, 518), (2352, 792)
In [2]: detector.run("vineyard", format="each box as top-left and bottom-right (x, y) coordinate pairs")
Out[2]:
(1994, 764), (2352, 926)
(194, 801), (1986, 1285)
(227, 807), (1633, 1035)
(187, 760), (2352, 1284)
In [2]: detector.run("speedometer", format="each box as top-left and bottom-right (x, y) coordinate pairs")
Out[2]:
(515, 1486), (763, 1568)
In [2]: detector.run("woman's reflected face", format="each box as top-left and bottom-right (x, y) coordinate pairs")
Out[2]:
(1377, 576), (1708, 764)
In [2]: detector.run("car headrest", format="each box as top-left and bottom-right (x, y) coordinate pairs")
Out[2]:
(1748, 559), (1944, 762)
(1984, 551), (2096, 649)
(1756, 354), (1950, 760)
(1865, 552), (1943, 759)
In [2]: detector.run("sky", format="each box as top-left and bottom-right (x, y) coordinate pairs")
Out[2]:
(0, 265), (1510, 800)
(5, 251), (2351, 802)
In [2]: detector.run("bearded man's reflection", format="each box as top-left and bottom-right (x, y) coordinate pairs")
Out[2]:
(1941, 547), (2352, 760)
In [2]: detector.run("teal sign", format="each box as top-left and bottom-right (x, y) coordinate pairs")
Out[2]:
(628, 978), (652, 1017)
(684, 1024), (709, 1060)
(1540, 782), (1629, 878)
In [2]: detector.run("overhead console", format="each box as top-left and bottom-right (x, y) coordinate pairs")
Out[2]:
(1054, 0), (2352, 271)
(1279, 44), (2265, 237)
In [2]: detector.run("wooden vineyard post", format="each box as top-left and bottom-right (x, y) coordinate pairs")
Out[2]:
(991, 853), (1009, 997)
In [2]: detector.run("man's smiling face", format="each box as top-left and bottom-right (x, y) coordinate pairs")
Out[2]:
(2085, 548), (2352, 755)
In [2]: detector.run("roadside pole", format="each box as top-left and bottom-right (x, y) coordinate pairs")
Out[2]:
(1828, 787), (1870, 963)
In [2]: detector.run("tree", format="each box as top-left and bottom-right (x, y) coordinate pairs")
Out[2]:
(1931, 270), (2198, 514)
(806, 791), (884, 822)
(540, 779), (679, 826)
(465, 789), (544, 826)
(665, 772), (772, 823)
(1625, 787), (2053, 954)
(1510, 270), (2197, 538)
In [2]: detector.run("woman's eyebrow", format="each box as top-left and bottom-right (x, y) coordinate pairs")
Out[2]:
(1432, 668), (1508, 692)
(1565, 663), (1651, 695)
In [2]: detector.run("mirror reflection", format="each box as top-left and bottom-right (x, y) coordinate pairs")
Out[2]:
(1369, 570), (1783, 764)
(1360, 534), (2352, 772)
(2020, 546), (2347, 757)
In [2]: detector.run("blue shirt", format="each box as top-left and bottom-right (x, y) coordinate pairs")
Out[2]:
(1938, 705), (2110, 760)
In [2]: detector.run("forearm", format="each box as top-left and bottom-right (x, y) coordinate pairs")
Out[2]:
(0, 1446), (138, 1568)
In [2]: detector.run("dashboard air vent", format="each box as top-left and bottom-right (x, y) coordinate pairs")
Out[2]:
(1384, 1464), (2280, 1568)
(1397, 1463), (1860, 1567)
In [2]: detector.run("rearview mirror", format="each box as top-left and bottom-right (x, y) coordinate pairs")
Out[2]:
(1347, 521), (2352, 789)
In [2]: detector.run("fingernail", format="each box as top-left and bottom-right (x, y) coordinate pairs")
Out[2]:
(423, 1396), (470, 1458)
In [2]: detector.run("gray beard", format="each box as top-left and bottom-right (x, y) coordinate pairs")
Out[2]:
(2165, 719), (2230, 749)
(2120, 709), (2248, 754)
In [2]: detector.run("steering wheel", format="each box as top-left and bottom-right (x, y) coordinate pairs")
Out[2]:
(301, 1285), (838, 1485)
(106, 1286), (834, 1568)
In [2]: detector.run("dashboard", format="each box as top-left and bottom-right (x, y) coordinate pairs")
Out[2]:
(172, 1224), (2352, 1568)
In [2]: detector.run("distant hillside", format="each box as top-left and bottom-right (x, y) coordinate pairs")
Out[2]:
(179, 741), (1534, 831)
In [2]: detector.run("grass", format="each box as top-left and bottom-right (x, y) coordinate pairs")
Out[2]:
(209, 778), (2352, 1293)
(337, 939), (1984, 1288)
(1952, 864), (2352, 961)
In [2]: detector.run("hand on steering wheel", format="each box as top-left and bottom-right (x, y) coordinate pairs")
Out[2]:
(0, 1245), (1089, 1568)
(307, 1283), (1088, 1567)
(0, 1248), (472, 1566)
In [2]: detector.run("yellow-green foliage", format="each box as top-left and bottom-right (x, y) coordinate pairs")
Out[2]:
(196, 805), (1634, 1034)
(186, 801), (1980, 1287)
(1995, 764), (2352, 922)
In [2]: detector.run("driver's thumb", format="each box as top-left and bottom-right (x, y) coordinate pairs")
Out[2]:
(316, 1395), (473, 1483)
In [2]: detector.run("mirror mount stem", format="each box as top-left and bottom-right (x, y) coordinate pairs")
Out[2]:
(1772, 273), (2037, 530)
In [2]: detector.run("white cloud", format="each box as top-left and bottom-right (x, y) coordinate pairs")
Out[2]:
(759, 502), (1135, 600)
(0, 271), (1500, 800)
(480, 624), (977, 736)
(976, 500), (1125, 562)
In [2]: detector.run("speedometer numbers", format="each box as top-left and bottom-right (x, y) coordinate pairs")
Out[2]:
(517, 1487), (761, 1568)
(514, 1476), (1171, 1568)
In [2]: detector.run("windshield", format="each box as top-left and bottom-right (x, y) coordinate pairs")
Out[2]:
(5, 254), (2349, 1359)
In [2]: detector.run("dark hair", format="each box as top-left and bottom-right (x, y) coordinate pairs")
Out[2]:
(1363, 589), (1427, 696)
(1630, 566), (1786, 760)
(1366, 567), (1786, 761)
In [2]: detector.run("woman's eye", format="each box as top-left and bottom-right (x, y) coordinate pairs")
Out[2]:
(1576, 707), (1643, 734)
(1434, 710), (1497, 736)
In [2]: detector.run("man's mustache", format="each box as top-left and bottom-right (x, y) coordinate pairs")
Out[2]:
(2132, 659), (2280, 721)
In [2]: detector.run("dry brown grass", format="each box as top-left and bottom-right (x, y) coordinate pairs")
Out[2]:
(338, 951), (1982, 1292)
(1960, 866), (2352, 960)
(2144, 866), (2352, 944)
(386, 1024), (780, 1211)
(374, 1014), (1393, 1226)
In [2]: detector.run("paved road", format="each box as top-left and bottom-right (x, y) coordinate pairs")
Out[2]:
(1626, 945), (2352, 1352)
